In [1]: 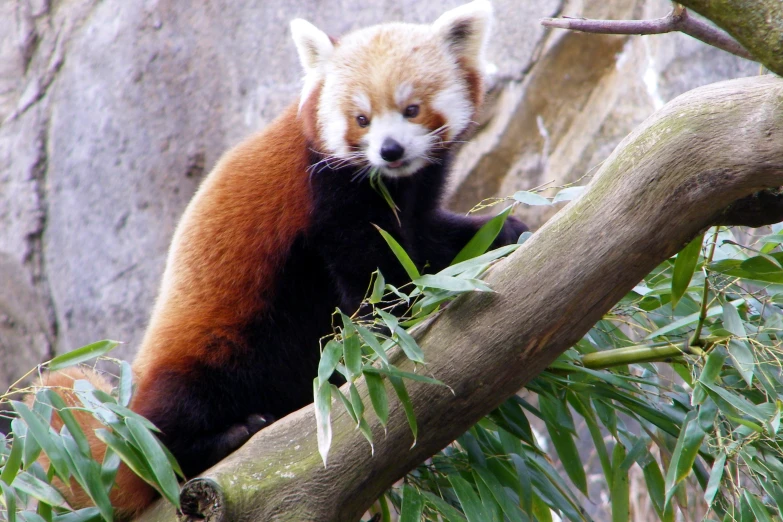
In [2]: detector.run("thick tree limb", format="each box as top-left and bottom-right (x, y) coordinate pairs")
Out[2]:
(541, 5), (753, 61)
(134, 75), (783, 522)
(678, 0), (783, 76)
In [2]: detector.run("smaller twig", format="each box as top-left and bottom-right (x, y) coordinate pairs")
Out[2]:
(540, 6), (754, 61)
(579, 343), (704, 370)
(690, 227), (721, 347)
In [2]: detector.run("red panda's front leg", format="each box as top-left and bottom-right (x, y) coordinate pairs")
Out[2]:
(414, 210), (529, 271)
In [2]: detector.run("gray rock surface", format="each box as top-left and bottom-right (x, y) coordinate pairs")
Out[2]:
(0, 0), (759, 385)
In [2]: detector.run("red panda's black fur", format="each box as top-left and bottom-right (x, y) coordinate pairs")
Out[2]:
(40, 2), (528, 517)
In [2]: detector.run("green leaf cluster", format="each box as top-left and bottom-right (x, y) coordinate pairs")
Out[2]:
(0, 344), (182, 521)
(316, 210), (520, 466)
(364, 224), (783, 522)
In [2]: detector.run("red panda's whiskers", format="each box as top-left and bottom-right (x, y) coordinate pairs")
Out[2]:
(350, 164), (374, 182)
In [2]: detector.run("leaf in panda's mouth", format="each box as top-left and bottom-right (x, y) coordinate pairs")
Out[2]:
(369, 167), (401, 226)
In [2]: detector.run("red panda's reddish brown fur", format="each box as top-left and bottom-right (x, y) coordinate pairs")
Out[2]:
(33, 2), (530, 518)
(37, 103), (314, 517)
(132, 102), (311, 379)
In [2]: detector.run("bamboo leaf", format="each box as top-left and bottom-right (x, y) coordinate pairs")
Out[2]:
(375, 226), (420, 280)
(51, 508), (102, 522)
(421, 491), (468, 522)
(369, 270), (385, 304)
(760, 479), (783, 516)
(364, 372), (389, 427)
(722, 301), (746, 339)
(46, 340), (120, 371)
(513, 191), (551, 206)
(389, 376), (417, 446)
(552, 186), (585, 203)
(545, 423), (587, 495)
(643, 460), (672, 522)
(1, 432), (24, 486)
(376, 311), (424, 364)
(399, 485), (424, 522)
(332, 385), (357, 424)
(313, 379), (332, 466)
(448, 475), (486, 522)
(318, 340), (343, 387)
(17, 420), (41, 469)
(355, 325), (390, 367)
(40, 389), (91, 455)
(357, 417), (374, 455)
(671, 233), (703, 308)
(125, 417), (180, 508)
(744, 490), (774, 522)
(413, 274), (492, 293)
(10, 472), (68, 509)
(452, 207), (512, 265)
(439, 244), (518, 277)
(348, 383), (365, 424)
(701, 382), (768, 422)
(93, 429), (155, 486)
(474, 466), (526, 522)
(664, 411), (704, 507)
(10, 401), (70, 483)
(343, 334), (363, 380)
(704, 452), (726, 508)
(59, 428), (113, 521)
(101, 447), (121, 495)
(362, 365), (442, 386)
(473, 470), (502, 522)
(118, 361), (133, 408)
(1, 480), (17, 522)
(569, 394), (612, 489)
(728, 339), (755, 387)
(645, 304), (723, 339)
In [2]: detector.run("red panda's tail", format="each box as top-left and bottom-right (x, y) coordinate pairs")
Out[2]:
(36, 367), (158, 519)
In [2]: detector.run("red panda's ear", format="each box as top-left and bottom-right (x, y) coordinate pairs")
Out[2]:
(291, 19), (334, 111)
(290, 19), (334, 73)
(432, 0), (492, 70)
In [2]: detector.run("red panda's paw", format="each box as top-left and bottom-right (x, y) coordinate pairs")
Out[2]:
(212, 414), (275, 464)
(245, 413), (275, 433)
(227, 414), (275, 447)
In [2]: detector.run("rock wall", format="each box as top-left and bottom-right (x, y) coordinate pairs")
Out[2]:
(0, 0), (758, 387)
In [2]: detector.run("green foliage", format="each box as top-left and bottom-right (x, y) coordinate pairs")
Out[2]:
(313, 208), (520, 464)
(0, 345), (182, 521)
(4, 191), (783, 522)
(348, 218), (783, 521)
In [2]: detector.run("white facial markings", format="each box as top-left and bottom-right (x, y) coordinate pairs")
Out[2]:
(318, 78), (349, 157)
(363, 111), (432, 178)
(352, 92), (372, 116)
(432, 82), (472, 141)
(395, 82), (414, 108)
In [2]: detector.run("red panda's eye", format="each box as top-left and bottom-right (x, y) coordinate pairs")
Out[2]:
(403, 105), (420, 118)
(356, 115), (370, 128)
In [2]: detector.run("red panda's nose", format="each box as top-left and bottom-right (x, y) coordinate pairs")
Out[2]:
(380, 138), (405, 162)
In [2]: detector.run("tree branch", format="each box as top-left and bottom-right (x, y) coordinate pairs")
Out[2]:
(540, 5), (753, 61)
(678, 0), (783, 76)
(133, 75), (783, 522)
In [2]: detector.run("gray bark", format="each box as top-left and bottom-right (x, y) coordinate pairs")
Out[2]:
(135, 75), (783, 522)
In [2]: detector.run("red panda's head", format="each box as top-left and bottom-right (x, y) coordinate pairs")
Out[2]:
(291, 0), (492, 178)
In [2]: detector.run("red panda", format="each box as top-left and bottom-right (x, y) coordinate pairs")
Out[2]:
(43, 0), (527, 517)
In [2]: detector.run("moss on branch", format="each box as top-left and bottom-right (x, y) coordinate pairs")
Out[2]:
(678, 0), (783, 75)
